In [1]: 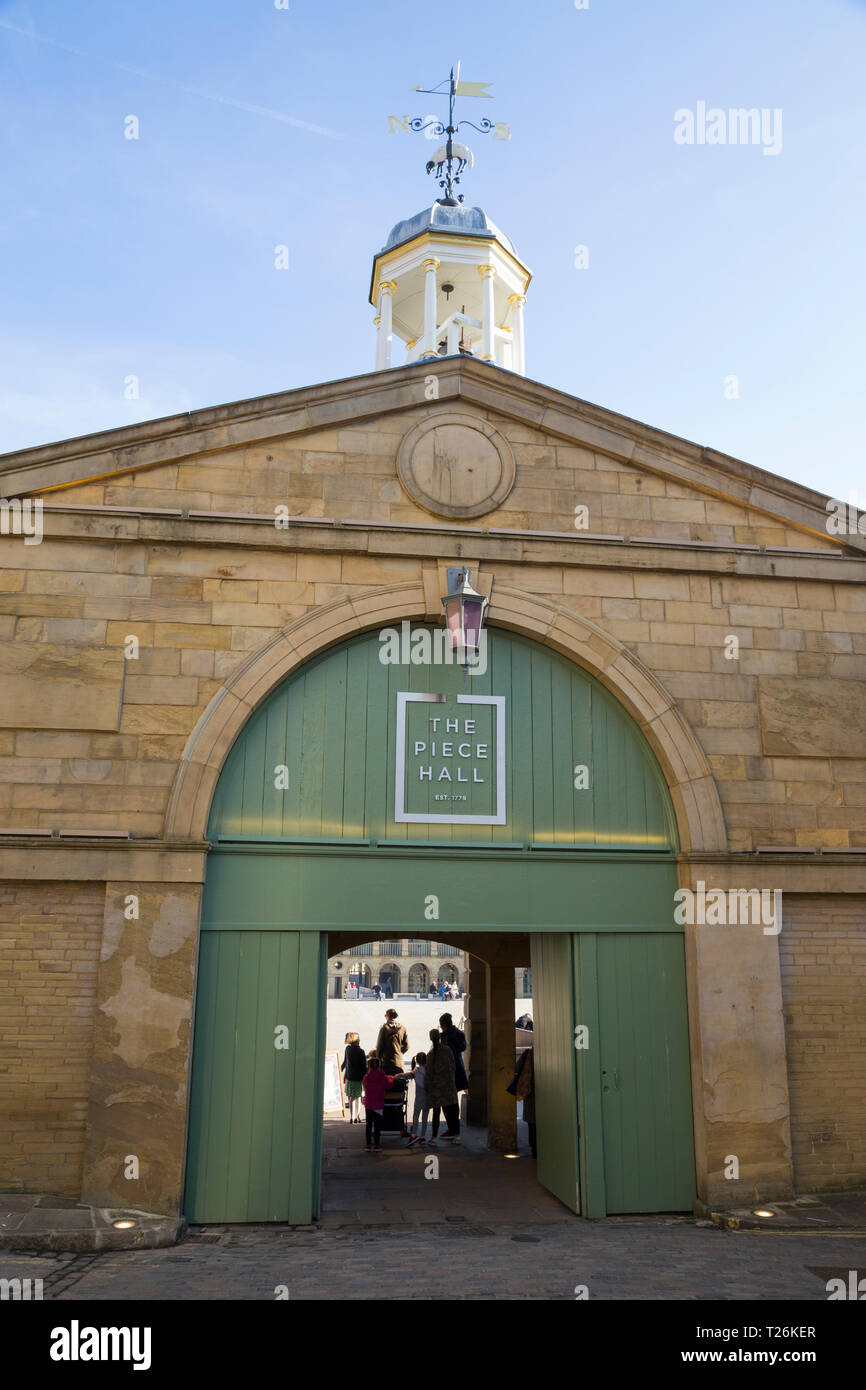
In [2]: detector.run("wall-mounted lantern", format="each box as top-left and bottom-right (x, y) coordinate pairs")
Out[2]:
(442, 567), (489, 670)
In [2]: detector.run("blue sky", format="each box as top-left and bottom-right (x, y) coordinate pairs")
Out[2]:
(1, 0), (864, 504)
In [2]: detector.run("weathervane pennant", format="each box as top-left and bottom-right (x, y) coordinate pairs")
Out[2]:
(454, 80), (492, 98)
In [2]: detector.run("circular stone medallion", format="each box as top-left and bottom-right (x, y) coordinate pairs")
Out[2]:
(397, 412), (516, 519)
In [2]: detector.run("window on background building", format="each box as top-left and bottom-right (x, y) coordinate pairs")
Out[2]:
(408, 963), (429, 994)
(380, 940), (403, 955)
(437, 963), (458, 986)
(407, 939), (430, 955)
(353, 943), (373, 956)
(436, 943), (458, 957)
(378, 963), (401, 994)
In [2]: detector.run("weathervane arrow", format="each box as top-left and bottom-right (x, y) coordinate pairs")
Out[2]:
(408, 63), (502, 205)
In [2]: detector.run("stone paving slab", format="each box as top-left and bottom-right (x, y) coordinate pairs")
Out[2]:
(707, 1189), (866, 1234)
(0, 1194), (185, 1254)
(2, 1224), (863, 1300)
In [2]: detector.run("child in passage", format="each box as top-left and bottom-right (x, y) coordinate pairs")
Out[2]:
(361, 1055), (390, 1151)
(407, 1052), (429, 1146)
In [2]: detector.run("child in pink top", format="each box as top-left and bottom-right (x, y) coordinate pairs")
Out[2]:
(362, 1056), (390, 1150)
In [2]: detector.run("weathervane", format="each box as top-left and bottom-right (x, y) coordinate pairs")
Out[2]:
(409, 62), (498, 206)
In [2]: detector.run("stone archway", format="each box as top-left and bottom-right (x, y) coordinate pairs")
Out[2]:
(165, 580), (726, 855)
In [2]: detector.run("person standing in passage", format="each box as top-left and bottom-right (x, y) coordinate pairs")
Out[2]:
(362, 1056), (389, 1152)
(376, 1008), (409, 1075)
(406, 1052), (429, 1146)
(341, 1031), (366, 1124)
(438, 1012), (468, 1095)
(426, 1028), (460, 1142)
(507, 1047), (537, 1158)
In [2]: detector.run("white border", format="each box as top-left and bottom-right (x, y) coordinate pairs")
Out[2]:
(394, 692), (506, 825)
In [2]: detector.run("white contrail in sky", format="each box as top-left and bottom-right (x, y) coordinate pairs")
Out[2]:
(0, 17), (350, 139)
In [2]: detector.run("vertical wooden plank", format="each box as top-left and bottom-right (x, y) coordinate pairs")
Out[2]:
(489, 628), (511, 846)
(461, 628), (494, 846)
(279, 676), (303, 836)
(321, 647), (349, 839)
(310, 932), (328, 1220)
(197, 931), (241, 1220)
(183, 928), (222, 1220)
(529, 646), (554, 839)
(531, 932), (580, 1213)
(245, 932), (281, 1219)
(239, 707), (267, 837)
(571, 669), (594, 842)
(509, 637), (535, 843)
(299, 659), (327, 837)
(369, 629), (395, 841)
(550, 657), (574, 842)
(288, 931), (326, 1224)
(343, 638), (370, 837)
(258, 698), (286, 839)
(574, 932), (607, 1216)
(271, 931), (300, 1219)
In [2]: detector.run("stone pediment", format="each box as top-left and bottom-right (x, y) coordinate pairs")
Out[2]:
(0, 357), (857, 554)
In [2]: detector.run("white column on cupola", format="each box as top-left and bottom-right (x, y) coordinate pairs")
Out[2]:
(375, 280), (396, 369)
(508, 292), (526, 375)
(478, 264), (497, 361)
(420, 257), (440, 359)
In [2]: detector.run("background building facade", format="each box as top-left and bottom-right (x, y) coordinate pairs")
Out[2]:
(327, 938), (468, 997)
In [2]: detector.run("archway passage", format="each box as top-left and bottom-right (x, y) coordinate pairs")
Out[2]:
(183, 626), (695, 1224)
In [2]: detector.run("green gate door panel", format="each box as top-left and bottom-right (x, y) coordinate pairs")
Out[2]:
(184, 930), (326, 1224)
(531, 933), (580, 1214)
(206, 626), (678, 851)
(579, 932), (696, 1214)
(201, 848), (680, 933)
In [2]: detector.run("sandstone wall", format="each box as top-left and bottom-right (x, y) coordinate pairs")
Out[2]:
(781, 894), (866, 1190)
(0, 880), (103, 1194)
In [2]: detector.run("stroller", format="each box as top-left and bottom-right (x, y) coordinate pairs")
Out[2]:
(378, 1071), (410, 1142)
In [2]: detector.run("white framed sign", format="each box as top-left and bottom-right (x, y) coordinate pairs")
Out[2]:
(394, 691), (506, 825)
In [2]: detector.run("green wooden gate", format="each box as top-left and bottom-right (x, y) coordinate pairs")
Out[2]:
(183, 625), (694, 1223)
(575, 933), (696, 1215)
(185, 931), (326, 1223)
(532, 930), (695, 1216)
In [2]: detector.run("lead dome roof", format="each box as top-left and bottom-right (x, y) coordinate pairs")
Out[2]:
(380, 203), (518, 258)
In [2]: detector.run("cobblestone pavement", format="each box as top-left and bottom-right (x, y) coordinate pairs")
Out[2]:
(3, 1224), (865, 1301)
